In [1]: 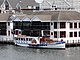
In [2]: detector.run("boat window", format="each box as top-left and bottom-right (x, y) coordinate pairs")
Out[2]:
(16, 38), (18, 40)
(29, 38), (32, 41)
(23, 38), (25, 41)
(19, 38), (20, 40)
(26, 38), (28, 41)
(21, 38), (23, 40)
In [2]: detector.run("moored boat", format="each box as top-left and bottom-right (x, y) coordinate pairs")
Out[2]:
(14, 35), (39, 47)
(28, 37), (65, 49)
(13, 29), (65, 49)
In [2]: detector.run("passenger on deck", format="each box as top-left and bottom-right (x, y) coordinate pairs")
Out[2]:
(40, 36), (47, 44)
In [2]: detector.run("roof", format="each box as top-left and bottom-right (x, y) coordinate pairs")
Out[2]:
(0, 0), (3, 6)
(12, 14), (51, 22)
(0, 11), (80, 22)
(0, 13), (12, 22)
(0, 0), (39, 9)
(28, 11), (80, 21)
(26, 15), (51, 22)
(51, 11), (80, 21)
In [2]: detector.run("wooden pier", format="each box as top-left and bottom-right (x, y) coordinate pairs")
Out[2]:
(0, 41), (14, 45)
(66, 43), (80, 47)
(65, 40), (80, 47)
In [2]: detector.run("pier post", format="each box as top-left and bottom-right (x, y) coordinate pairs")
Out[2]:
(73, 40), (74, 43)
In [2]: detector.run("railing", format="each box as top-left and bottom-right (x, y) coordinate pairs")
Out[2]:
(66, 40), (80, 44)
(0, 36), (13, 41)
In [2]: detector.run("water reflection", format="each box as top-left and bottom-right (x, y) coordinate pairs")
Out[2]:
(0, 44), (80, 60)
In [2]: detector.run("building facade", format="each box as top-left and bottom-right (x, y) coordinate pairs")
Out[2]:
(50, 11), (80, 43)
(0, 0), (80, 43)
(10, 14), (51, 37)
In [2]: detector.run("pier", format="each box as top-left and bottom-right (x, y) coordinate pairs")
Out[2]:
(0, 36), (80, 48)
(0, 36), (14, 44)
(66, 43), (80, 47)
(66, 40), (80, 47)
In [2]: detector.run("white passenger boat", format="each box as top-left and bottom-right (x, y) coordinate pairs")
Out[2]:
(14, 35), (65, 49)
(14, 35), (39, 47)
(28, 37), (65, 49)
(13, 29), (65, 49)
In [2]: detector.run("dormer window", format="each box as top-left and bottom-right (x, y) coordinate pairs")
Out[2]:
(36, 6), (39, 10)
(5, 0), (9, 10)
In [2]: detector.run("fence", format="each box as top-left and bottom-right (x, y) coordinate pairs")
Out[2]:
(0, 36), (13, 42)
(66, 40), (80, 44)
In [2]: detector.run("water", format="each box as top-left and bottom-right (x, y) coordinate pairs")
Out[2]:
(0, 44), (80, 60)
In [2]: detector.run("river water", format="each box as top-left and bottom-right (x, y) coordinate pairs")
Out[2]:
(0, 44), (80, 60)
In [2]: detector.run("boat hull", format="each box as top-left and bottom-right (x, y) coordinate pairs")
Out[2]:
(15, 43), (29, 47)
(28, 42), (65, 49)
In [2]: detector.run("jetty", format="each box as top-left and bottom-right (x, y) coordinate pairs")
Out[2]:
(0, 36), (80, 48)
(66, 40), (80, 47)
(0, 36), (14, 44)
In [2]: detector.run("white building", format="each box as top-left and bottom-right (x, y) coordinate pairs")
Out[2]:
(50, 11), (80, 43)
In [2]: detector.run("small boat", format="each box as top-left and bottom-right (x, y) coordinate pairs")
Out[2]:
(14, 35), (39, 47)
(28, 37), (65, 49)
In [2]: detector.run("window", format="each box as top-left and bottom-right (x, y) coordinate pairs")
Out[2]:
(43, 30), (50, 37)
(8, 22), (10, 26)
(16, 38), (18, 40)
(70, 23), (73, 28)
(26, 38), (28, 41)
(51, 32), (53, 35)
(79, 23), (80, 28)
(60, 22), (66, 28)
(60, 31), (66, 38)
(74, 22), (77, 28)
(54, 22), (57, 29)
(21, 38), (23, 40)
(54, 31), (57, 38)
(8, 31), (10, 36)
(70, 32), (73, 37)
(0, 22), (6, 35)
(0, 10), (1, 13)
(51, 22), (53, 25)
(79, 31), (80, 37)
(36, 6), (39, 10)
(42, 22), (50, 30)
(74, 32), (77, 37)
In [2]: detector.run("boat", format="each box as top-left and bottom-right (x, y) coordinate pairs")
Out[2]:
(14, 35), (39, 47)
(13, 29), (65, 49)
(28, 37), (65, 49)
(14, 35), (65, 49)
(13, 29), (40, 47)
